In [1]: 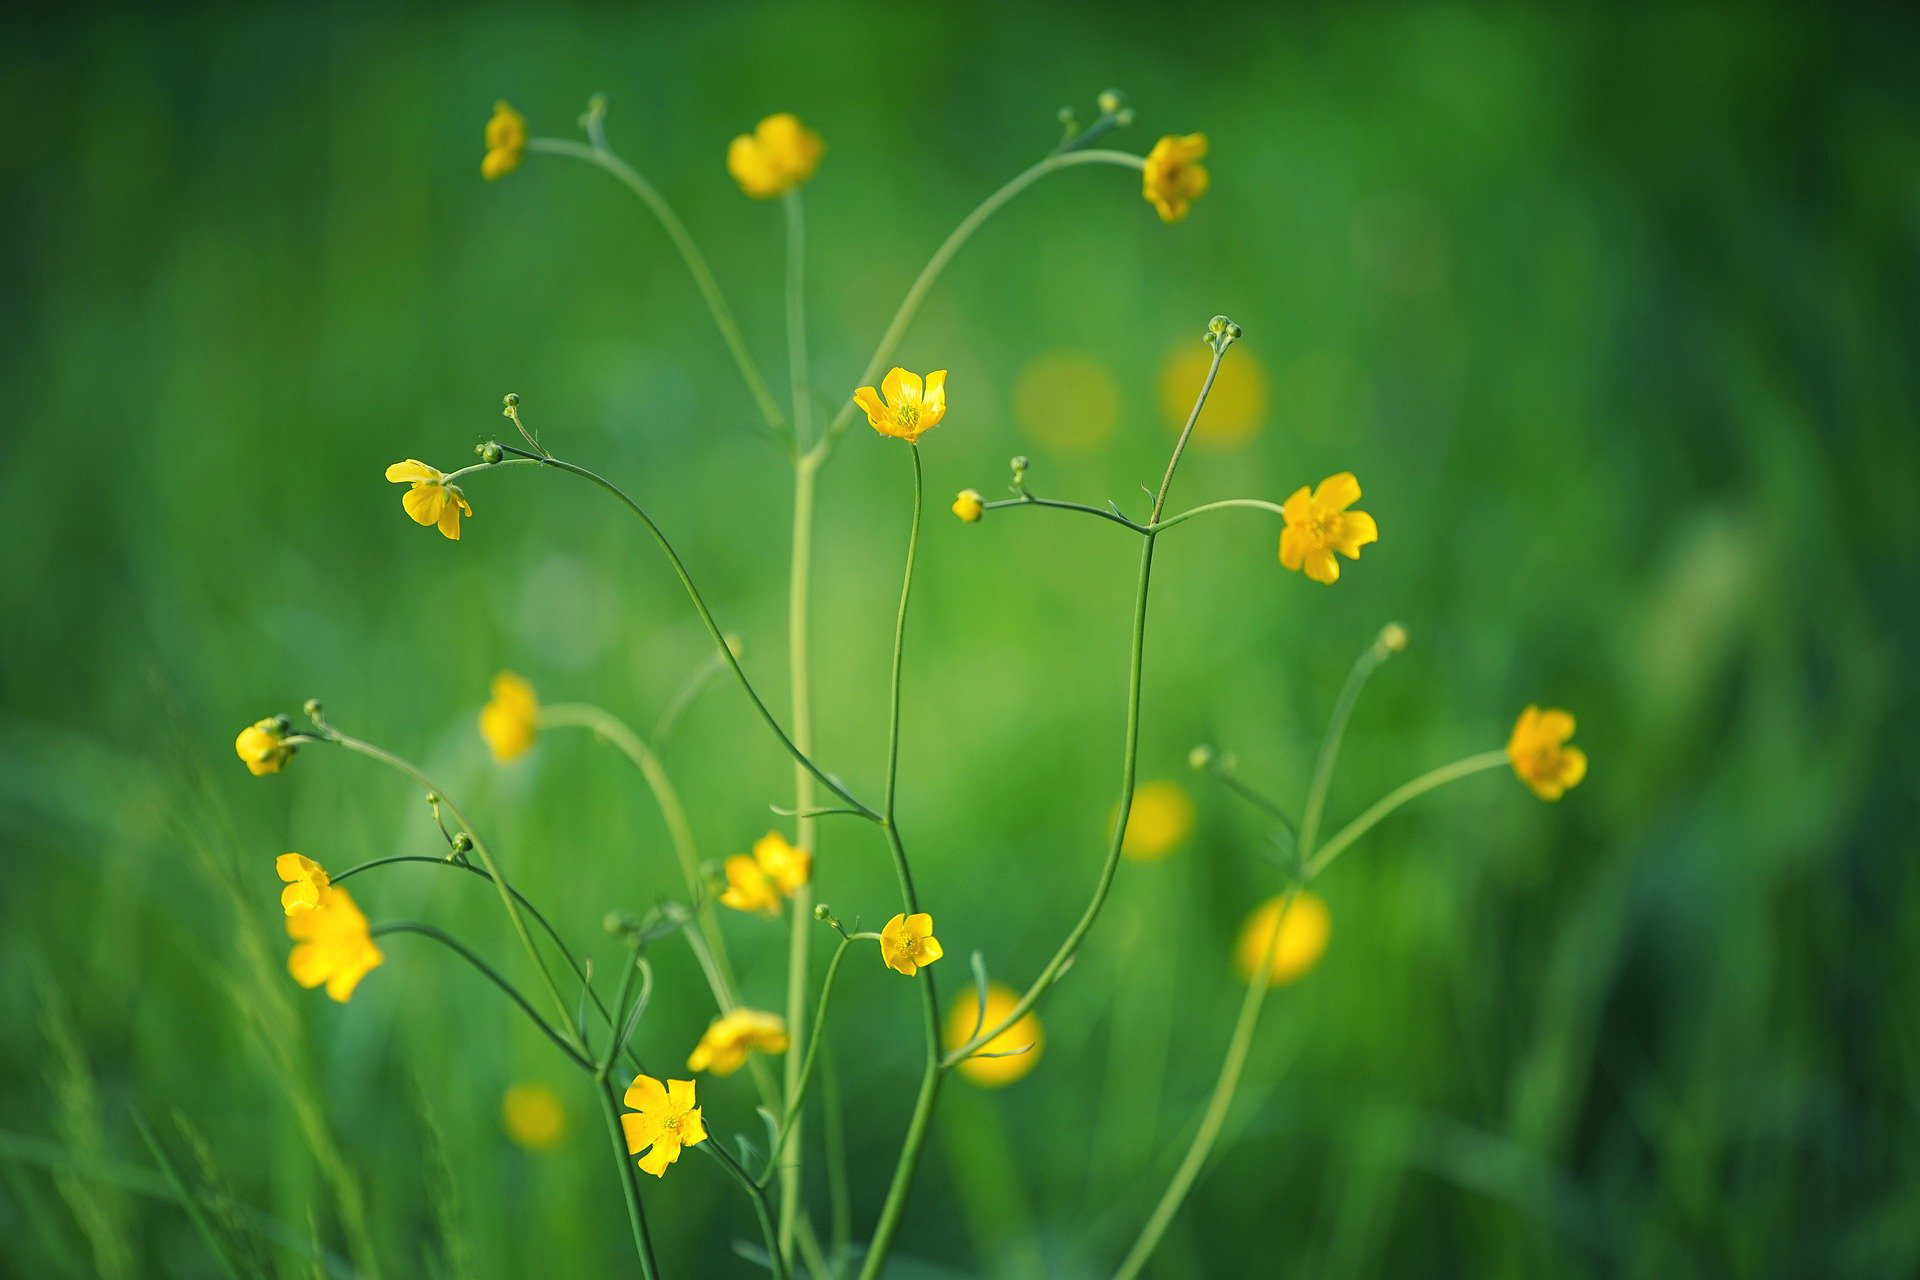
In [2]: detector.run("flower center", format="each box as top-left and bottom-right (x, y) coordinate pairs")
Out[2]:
(895, 403), (920, 428)
(1306, 510), (1342, 546)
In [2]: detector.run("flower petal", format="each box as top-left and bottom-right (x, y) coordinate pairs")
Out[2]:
(1280, 485), (1313, 523)
(1537, 710), (1575, 743)
(1335, 510), (1378, 557)
(1558, 746), (1588, 790)
(667, 1079), (697, 1113)
(624, 1074), (669, 1114)
(401, 484), (445, 527)
(637, 1134), (677, 1177)
(853, 386), (888, 426)
(680, 1108), (708, 1148)
(437, 498), (463, 541)
(1279, 527), (1305, 571)
(881, 367), (922, 409)
(622, 1112), (659, 1155)
(905, 913), (934, 938)
(386, 459), (439, 485)
(1314, 472), (1361, 512)
(1304, 550), (1340, 584)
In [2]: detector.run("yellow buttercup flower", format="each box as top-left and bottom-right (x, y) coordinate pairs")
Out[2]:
(687, 1010), (789, 1077)
(879, 912), (943, 977)
(276, 853), (330, 915)
(1119, 780), (1194, 861)
(1279, 472), (1378, 585)
(501, 1082), (566, 1151)
(718, 832), (809, 914)
(1142, 133), (1209, 223)
(952, 490), (984, 523)
(751, 832), (810, 894)
(621, 1074), (707, 1177)
(479, 672), (539, 763)
(1507, 706), (1587, 801)
(385, 460), (472, 541)
(854, 368), (947, 443)
(726, 113), (823, 198)
(1234, 891), (1330, 985)
(286, 886), (383, 1003)
(944, 983), (1043, 1087)
(235, 717), (295, 776)
(482, 101), (526, 181)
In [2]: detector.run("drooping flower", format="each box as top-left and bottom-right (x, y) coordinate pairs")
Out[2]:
(385, 460), (472, 541)
(726, 113), (824, 198)
(286, 886), (383, 1003)
(1119, 780), (1194, 861)
(482, 101), (526, 181)
(718, 856), (781, 915)
(952, 490), (984, 523)
(501, 1082), (566, 1151)
(879, 912), (944, 977)
(1235, 891), (1330, 985)
(276, 853), (331, 915)
(1507, 706), (1587, 801)
(479, 672), (539, 763)
(854, 368), (947, 443)
(621, 1074), (707, 1177)
(687, 1010), (789, 1077)
(1279, 472), (1377, 584)
(235, 717), (296, 776)
(1142, 133), (1209, 223)
(944, 983), (1044, 1087)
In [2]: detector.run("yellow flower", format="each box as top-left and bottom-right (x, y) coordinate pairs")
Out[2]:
(854, 368), (947, 443)
(501, 1082), (566, 1151)
(1159, 342), (1268, 449)
(1507, 706), (1587, 801)
(286, 886), (383, 1002)
(726, 113), (823, 198)
(385, 460), (472, 541)
(276, 853), (330, 915)
(235, 717), (295, 776)
(717, 855), (780, 915)
(482, 101), (526, 181)
(1142, 133), (1209, 223)
(879, 912), (944, 977)
(952, 490), (984, 523)
(620, 1074), (707, 1177)
(687, 1010), (789, 1077)
(1119, 780), (1194, 861)
(751, 832), (809, 894)
(1234, 891), (1330, 985)
(479, 672), (539, 763)
(1279, 472), (1378, 585)
(944, 983), (1043, 1088)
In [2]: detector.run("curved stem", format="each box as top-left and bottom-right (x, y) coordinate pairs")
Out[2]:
(1111, 889), (1300, 1280)
(982, 494), (1149, 534)
(816, 149), (1146, 456)
(595, 1077), (663, 1280)
(1151, 496), (1289, 534)
(370, 922), (589, 1071)
(1299, 640), (1395, 862)
(1303, 750), (1509, 880)
(528, 136), (785, 434)
(758, 935), (855, 1186)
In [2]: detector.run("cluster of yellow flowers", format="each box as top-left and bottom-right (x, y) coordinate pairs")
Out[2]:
(481, 101), (526, 180)
(275, 853), (383, 1002)
(718, 831), (811, 914)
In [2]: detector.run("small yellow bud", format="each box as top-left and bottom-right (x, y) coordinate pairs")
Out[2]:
(952, 490), (984, 523)
(1188, 744), (1214, 771)
(1379, 622), (1408, 653)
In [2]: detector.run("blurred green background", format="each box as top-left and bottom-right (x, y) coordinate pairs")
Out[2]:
(5, 3), (1918, 1277)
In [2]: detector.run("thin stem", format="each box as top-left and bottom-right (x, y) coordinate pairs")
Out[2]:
(652, 644), (734, 748)
(1111, 889), (1300, 1280)
(528, 136), (785, 434)
(704, 1142), (789, 1280)
(946, 342), (1227, 1067)
(595, 1078), (663, 1280)
(370, 923), (589, 1071)
(758, 935), (854, 1186)
(1303, 750), (1509, 879)
(1299, 640), (1395, 861)
(815, 149), (1146, 457)
(982, 494), (1149, 534)
(1150, 496), (1289, 534)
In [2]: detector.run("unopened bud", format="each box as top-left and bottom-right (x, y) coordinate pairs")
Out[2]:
(302, 698), (323, 719)
(1188, 744), (1214, 771)
(502, 392), (520, 412)
(1097, 89), (1125, 116)
(477, 440), (504, 464)
(1379, 622), (1408, 653)
(952, 489), (984, 524)
(813, 903), (831, 921)
(270, 713), (292, 736)
(451, 832), (474, 854)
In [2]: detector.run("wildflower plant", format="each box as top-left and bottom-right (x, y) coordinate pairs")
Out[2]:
(234, 86), (1585, 1279)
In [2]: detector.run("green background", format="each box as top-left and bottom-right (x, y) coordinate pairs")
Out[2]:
(5, 3), (1917, 1277)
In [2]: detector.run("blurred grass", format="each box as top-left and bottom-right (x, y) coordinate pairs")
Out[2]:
(4, 2), (1919, 1277)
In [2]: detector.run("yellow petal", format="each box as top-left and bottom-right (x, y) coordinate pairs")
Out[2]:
(386, 459), (440, 484)
(918, 935), (944, 964)
(1314, 472), (1361, 511)
(679, 1108), (708, 1148)
(1537, 709), (1576, 743)
(622, 1111), (661, 1155)
(921, 369), (948, 422)
(1280, 485), (1313, 523)
(667, 1079), (698, 1112)
(636, 1136), (677, 1177)
(1335, 510), (1378, 557)
(437, 497), (463, 541)
(1558, 746), (1588, 790)
(624, 1074), (669, 1113)
(1304, 550), (1340, 584)
(1279, 527), (1306, 571)
(880, 367), (921, 409)
(905, 912), (934, 938)
(401, 484), (446, 527)
(287, 941), (331, 989)
(853, 386), (888, 425)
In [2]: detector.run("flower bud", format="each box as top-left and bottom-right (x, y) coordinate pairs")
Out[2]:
(1097, 89), (1125, 116)
(451, 833), (474, 855)
(1188, 744), (1214, 771)
(270, 713), (292, 736)
(952, 489), (984, 524)
(1379, 622), (1408, 653)
(477, 440), (504, 464)
(502, 392), (520, 413)
(303, 698), (323, 719)
(813, 903), (831, 921)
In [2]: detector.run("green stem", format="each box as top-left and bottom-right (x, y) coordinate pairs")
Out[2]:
(370, 923), (589, 1071)
(945, 341), (1227, 1067)
(1303, 750), (1509, 880)
(759, 935), (855, 1186)
(1298, 638), (1397, 862)
(704, 1141), (789, 1280)
(595, 1078), (663, 1280)
(983, 494), (1149, 534)
(815, 149), (1146, 457)
(1150, 496), (1289, 533)
(528, 136), (785, 434)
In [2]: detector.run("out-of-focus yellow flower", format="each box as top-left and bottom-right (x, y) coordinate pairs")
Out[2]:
(944, 983), (1043, 1087)
(879, 912), (943, 977)
(1142, 133), (1209, 223)
(752, 832), (809, 893)
(718, 832), (809, 914)
(621, 1074), (706, 1177)
(727, 113), (823, 198)
(1119, 781), (1194, 861)
(1235, 891), (1330, 985)
(687, 1010), (789, 1076)
(1507, 706), (1587, 801)
(1159, 343), (1267, 449)
(479, 672), (539, 763)
(385, 460), (472, 541)
(235, 717), (295, 776)
(501, 1082), (566, 1151)
(276, 853), (330, 915)
(482, 101), (526, 180)
(952, 490), (984, 523)
(1279, 472), (1377, 585)
(1013, 352), (1119, 457)
(854, 368), (947, 443)
(286, 886), (383, 1002)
